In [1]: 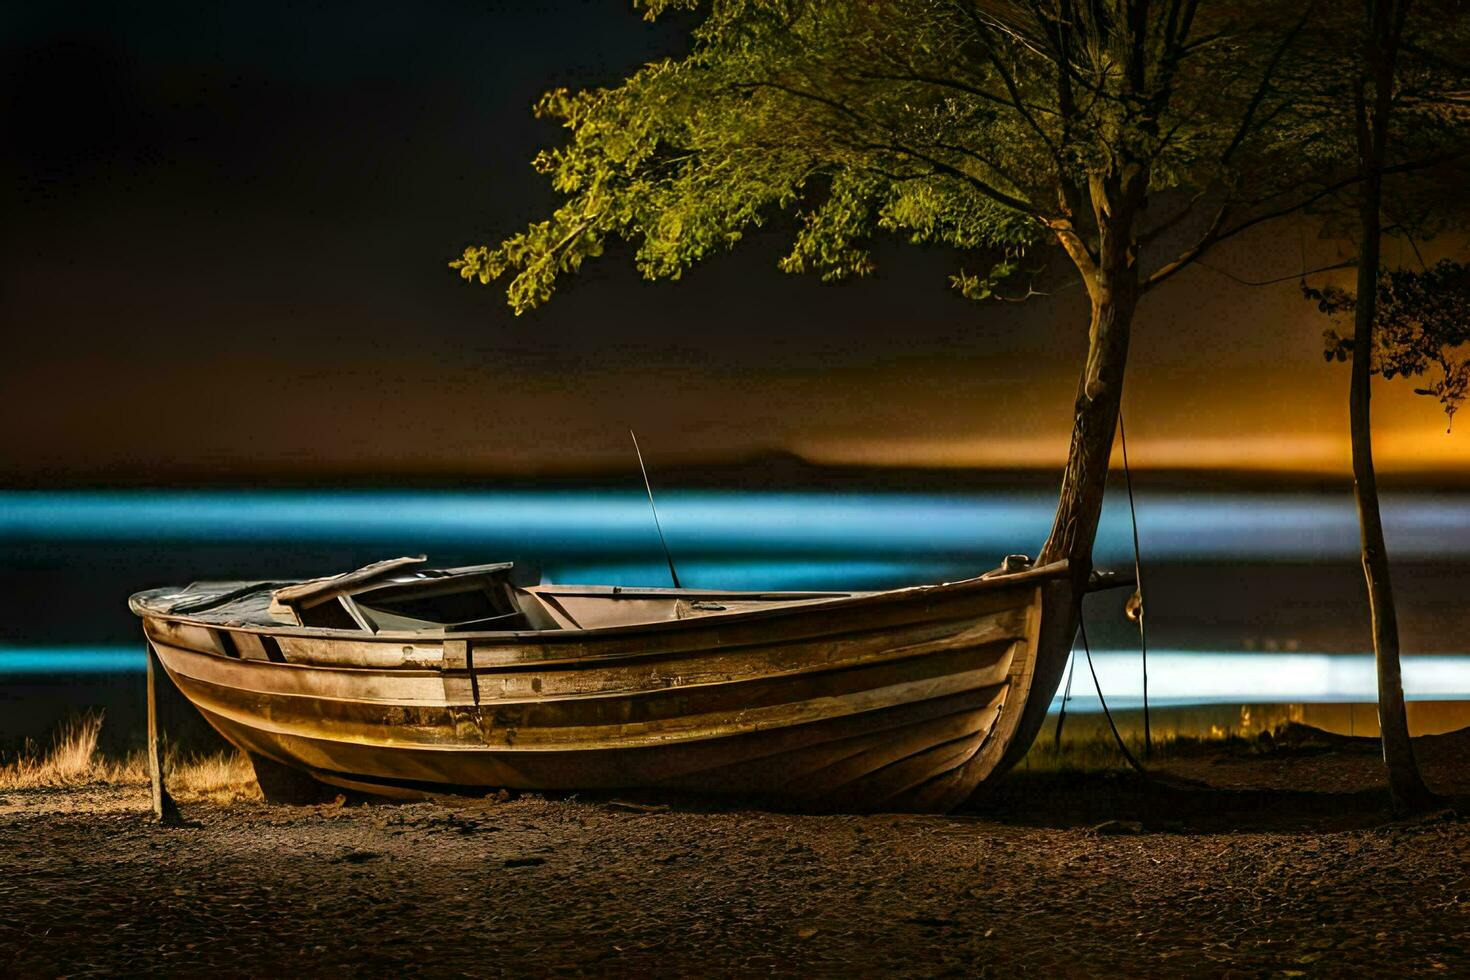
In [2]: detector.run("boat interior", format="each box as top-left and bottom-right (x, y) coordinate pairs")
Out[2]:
(136, 555), (1056, 636)
(247, 556), (870, 634)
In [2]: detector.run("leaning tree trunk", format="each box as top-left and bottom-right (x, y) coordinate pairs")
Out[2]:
(992, 176), (1143, 775)
(1039, 284), (1136, 580)
(1039, 178), (1143, 582)
(1352, 1), (1434, 813)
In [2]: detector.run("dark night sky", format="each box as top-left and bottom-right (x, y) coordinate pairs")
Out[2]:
(3, 0), (1465, 483)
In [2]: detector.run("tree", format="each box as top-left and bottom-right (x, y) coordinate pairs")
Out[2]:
(1308, 255), (1470, 809)
(1300, 0), (1470, 811)
(1342, 0), (1437, 810)
(455, 2), (1343, 594)
(1349, 2), (1433, 808)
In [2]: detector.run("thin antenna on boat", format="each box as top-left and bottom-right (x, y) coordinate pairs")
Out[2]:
(630, 429), (682, 589)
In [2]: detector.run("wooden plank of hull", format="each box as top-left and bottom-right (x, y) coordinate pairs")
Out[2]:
(139, 573), (1057, 811)
(187, 686), (1008, 811)
(986, 578), (1077, 782)
(142, 564), (1054, 666)
(145, 603), (1028, 711)
(703, 696), (1006, 810)
(153, 636), (1019, 753)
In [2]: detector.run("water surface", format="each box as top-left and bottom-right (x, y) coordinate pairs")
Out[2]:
(4, 487), (1468, 744)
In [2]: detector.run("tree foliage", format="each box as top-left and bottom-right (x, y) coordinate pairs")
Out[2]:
(454, 1), (1340, 314)
(1294, 0), (1470, 245)
(1310, 260), (1470, 427)
(1297, 1), (1470, 430)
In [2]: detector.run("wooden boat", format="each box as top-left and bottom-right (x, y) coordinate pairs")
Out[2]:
(131, 555), (1102, 812)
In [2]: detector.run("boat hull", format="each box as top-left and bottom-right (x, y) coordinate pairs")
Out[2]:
(137, 565), (1072, 812)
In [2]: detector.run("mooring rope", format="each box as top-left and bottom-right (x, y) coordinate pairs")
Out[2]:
(1079, 612), (1150, 778)
(1051, 410), (1152, 770)
(1118, 408), (1152, 758)
(1053, 647), (1076, 750)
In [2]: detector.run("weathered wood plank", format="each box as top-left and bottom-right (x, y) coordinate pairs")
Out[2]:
(269, 555), (427, 607)
(146, 644), (182, 825)
(163, 640), (1015, 756)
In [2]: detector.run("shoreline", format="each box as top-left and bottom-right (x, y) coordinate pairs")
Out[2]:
(2, 728), (1467, 977)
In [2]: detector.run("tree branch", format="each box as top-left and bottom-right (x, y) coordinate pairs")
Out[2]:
(876, 140), (1045, 217)
(1198, 257), (1357, 286)
(1137, 188), (1213, 246)
(853, 70), (1057, 117)
(1141, 150), (1464, 292)
(1218, 5), (1315, 167)
(953, 3), (1059, 159)
(730, 78), (1050, 220)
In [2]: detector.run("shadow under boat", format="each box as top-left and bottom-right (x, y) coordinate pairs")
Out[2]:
(131, 555), (1126, 813)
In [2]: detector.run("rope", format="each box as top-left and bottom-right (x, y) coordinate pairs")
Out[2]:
(1079, 612), (1150, 778)
(1118, 408), (1151, 758)
(1052, 648), (1076, 750)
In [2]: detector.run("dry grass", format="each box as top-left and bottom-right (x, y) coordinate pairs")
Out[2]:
(1019, 727), (1259, 773)
(0, 712), (259, 804)
(0, 710), (1299, 804)
(0, 712), (138, 788)
(169, 750), (260, 805)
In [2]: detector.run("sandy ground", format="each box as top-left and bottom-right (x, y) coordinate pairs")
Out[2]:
(1, 730), (1467, 978)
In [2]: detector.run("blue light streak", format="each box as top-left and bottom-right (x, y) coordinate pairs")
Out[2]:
(5, 648), (1469, 713)
(3, 488), (1469, 562)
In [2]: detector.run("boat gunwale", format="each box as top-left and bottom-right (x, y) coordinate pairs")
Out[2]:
(130, 559), (1071, 644)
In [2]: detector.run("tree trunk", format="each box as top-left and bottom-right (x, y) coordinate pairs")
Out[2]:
(987, 177), (1144, 778)
(1039, 287), (1136, 580)
(1353, 0), (1434, 813)
(993, 178), (1143, 777)
(1039, 180), (1143, 584)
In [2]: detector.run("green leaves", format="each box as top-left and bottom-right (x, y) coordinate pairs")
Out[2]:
(451, 2), (1067, 313)
(778, 172), (881, 282)
(950, 255), (1022, 302)
(454, 1), (1458, 314)
(1308, 260), (1470, 425)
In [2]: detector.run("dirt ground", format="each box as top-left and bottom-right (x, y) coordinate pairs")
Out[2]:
(1, 729), (1467, 978)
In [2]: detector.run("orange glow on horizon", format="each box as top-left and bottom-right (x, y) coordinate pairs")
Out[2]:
(795, 428), (1470, 474)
